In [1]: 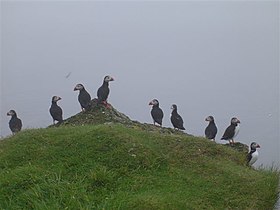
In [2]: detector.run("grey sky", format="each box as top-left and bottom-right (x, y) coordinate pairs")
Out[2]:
(1, 1), (279, 166)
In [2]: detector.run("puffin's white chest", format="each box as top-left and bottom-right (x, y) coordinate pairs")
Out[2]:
(249, 150), (259, 165)
(233, 124), (240, 138)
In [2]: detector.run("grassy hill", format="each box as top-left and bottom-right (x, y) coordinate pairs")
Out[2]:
(0, 101), (279, 209)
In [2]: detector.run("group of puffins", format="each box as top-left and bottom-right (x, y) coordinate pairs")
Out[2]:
(6, 75), (114, 133)
(149, 98), (260, 166)
(6, 75), (260, 166)
(49, 75), (114, 125)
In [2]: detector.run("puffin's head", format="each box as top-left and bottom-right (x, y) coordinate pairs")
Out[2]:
(52, 96), (62, 102)
(104, 75), (114, 82)
(205, 116), (214, 122)
(171, 104), (177, 111)
(250, 142), (260, 149)
(149, 99), (159, 106)
(231, 117), (240, 125)
(7, 110), (17, 116)
(74, 84), (84, 91)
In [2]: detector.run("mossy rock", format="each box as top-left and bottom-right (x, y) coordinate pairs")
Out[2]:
(224, 142), (249, 154)
(55, 99), (132, 127)
(52, 99), (191, 136)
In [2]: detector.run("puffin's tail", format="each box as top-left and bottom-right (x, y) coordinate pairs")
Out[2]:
(84, 103), (91, 111)
(57, 119), (63, 125)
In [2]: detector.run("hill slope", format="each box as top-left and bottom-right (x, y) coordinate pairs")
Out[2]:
(0, 102), (279, 209)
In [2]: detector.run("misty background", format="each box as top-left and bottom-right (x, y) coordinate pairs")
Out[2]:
(1, 1), (279, 167)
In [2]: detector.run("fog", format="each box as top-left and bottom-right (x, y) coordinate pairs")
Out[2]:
(1, 1), (279, 167)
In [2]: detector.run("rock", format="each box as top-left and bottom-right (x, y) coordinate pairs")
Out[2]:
(224, 142), (249, 154)
(51, 99), (191, 136)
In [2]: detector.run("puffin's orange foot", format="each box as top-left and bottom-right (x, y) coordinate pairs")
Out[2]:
(105, 103), (112, 109)
(101, 101), (111, 109)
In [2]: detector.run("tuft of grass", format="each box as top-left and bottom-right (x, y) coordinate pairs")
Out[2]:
(0, 123), (279, 209)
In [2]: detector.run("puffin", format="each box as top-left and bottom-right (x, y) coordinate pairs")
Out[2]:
(97, 75), (114, 108)
(205, 115), (218, 141)
(170, 104), (185, 130)
(221, 117), (240, 145)
(74, 83), (91, 111)
(149, 99), (164, 126)
(247, 142), (260, 166)
(7, 110), (22, 134)
(49, 96), (63, 125)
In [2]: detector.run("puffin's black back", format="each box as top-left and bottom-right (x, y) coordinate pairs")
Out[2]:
(9, 116), (22, 133)
(78, 89), (91, 110)
(205, 122), (217, 139)
(49, 102), (63, 123)
(221, 124), (235, 140)
(151, 105), (164, 125)
(97, 86), (109, 102)
(171, 107), (185, 130)
(97, 81), (109, 103)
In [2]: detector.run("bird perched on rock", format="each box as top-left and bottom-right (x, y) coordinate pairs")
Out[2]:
(221, 117), (240, 145)
(149, 99), (164, 126)
(74, 83), (91, 111)
(97, 75), (114, 108)
(49, 96), (63, 125)
(7, 110), (22, 134)
(170, 104), (185, 130)
(247, 142), (260, 166)
(205, 115), (218, 141)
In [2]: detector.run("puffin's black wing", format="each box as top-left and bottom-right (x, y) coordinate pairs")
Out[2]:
(9, 118), (22, 133)
(97, 86), (109, 103)
(221, 125), (235, 140)
(205, 123), (217, 139)
(49, 104), (63, 123)
(79, 90), (91, 109)
(171, 114), (185, 130)
(151, 107), (164, 125)
(246, 151), (253, 165)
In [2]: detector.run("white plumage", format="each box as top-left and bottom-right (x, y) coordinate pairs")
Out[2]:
(248, 150), (259, 166)
(233, 124), (240, 138)
(247, 142), (260, 166)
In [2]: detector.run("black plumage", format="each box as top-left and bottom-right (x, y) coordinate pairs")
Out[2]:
(97, 75), (114, 107)
(205, 116), (218, 141)
(149, 99), (164, 126)
(221, 117), (240, 145)
(7, 110), (22, 134)
(49, 96), (63, 124)
(170, 104), (185, 130)
(247, 142), (260, 166)
(74, 84), (91, 111)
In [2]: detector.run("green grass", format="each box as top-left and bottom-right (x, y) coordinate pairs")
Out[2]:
(0, 123), (279, 210)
